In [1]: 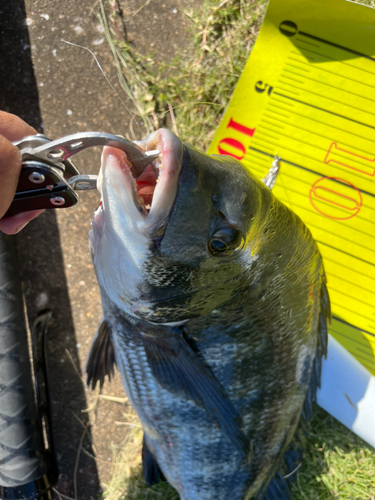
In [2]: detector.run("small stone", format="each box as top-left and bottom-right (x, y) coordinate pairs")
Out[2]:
(74, 25), (84, 35)
(36, 292), (48, 308)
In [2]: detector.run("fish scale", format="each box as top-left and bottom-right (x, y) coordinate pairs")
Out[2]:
(88, 131), (329, 499)
(107, 304), (252, 499)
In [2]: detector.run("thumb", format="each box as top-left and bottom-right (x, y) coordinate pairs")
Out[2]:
(0, 135), (23, 219)
(0, 134), (44, 235)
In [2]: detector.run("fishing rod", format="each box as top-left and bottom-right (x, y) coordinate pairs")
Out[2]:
(0, 233), (58, 499)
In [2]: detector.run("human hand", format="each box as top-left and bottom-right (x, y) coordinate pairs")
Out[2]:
(0, 111), (45, 235)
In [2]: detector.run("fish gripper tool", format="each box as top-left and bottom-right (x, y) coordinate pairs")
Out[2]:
(5, 132), (160, 217)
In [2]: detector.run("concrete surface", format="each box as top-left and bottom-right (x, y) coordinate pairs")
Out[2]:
(1, 0), (197, 497)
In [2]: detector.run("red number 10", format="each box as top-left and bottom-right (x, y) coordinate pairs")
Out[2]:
(217, 118), (255, 160)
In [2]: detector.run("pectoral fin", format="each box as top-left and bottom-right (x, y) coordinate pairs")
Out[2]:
(141, 333), (250, 458)
(86, 319), (116, 390)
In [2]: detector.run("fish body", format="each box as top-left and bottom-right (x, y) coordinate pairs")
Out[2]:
(88, 130), (329, 500)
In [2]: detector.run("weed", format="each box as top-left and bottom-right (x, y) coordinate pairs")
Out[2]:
(97, 0), (267, 149)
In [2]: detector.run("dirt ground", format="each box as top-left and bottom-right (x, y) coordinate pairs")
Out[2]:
(0, 0), (197, 497)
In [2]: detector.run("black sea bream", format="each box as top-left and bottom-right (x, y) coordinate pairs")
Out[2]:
(87, 129), (330, 500)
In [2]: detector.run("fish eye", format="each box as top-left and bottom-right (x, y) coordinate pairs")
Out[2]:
(209, 239), (228, 253)
(208, 228), (244, 256)
(212, 194), (219, 202)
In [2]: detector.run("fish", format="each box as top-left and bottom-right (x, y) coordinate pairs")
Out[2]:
(86, 128), (330, 500)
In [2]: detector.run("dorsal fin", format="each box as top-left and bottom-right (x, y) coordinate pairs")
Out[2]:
(86, 319), (116, 390)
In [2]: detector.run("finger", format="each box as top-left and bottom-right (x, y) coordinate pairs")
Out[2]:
(0, 210), (45, 235)
(0, 111), (37, 142)
(0, 111), (39, 226)
(0, 135), (24, 218)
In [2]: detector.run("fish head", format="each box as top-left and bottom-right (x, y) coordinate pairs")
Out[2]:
(90, 129), (270, 321)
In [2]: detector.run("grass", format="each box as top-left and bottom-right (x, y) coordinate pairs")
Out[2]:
(291, 407), (375, 500)
(97, 0), (375, 498)
(97, 0), (267, 150)
(102, 406), (178, 500)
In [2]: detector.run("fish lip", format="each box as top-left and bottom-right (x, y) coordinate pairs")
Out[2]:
(96, 129), (182, 238)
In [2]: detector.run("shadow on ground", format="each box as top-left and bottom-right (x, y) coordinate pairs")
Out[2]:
(0, 1), (100, 497)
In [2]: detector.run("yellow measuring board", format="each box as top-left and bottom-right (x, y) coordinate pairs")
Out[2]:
(208, 0), (375, 376)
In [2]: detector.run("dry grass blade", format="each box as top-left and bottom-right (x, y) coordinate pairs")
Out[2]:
(114, 421), (142, 427)
(131, 0), (154, 17)
(98, 394), (128, 404)
(61, 39), (136, 121)
(65, 348), (83, 381)
(53, 489), (75, 500)
(82, 386), (100, 413)
(74, 424), (89, 500)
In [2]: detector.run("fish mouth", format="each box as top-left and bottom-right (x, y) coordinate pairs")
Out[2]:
(95, 129), (182, 236)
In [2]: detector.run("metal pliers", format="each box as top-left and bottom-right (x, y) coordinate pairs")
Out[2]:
(4, 132), (160, 218)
